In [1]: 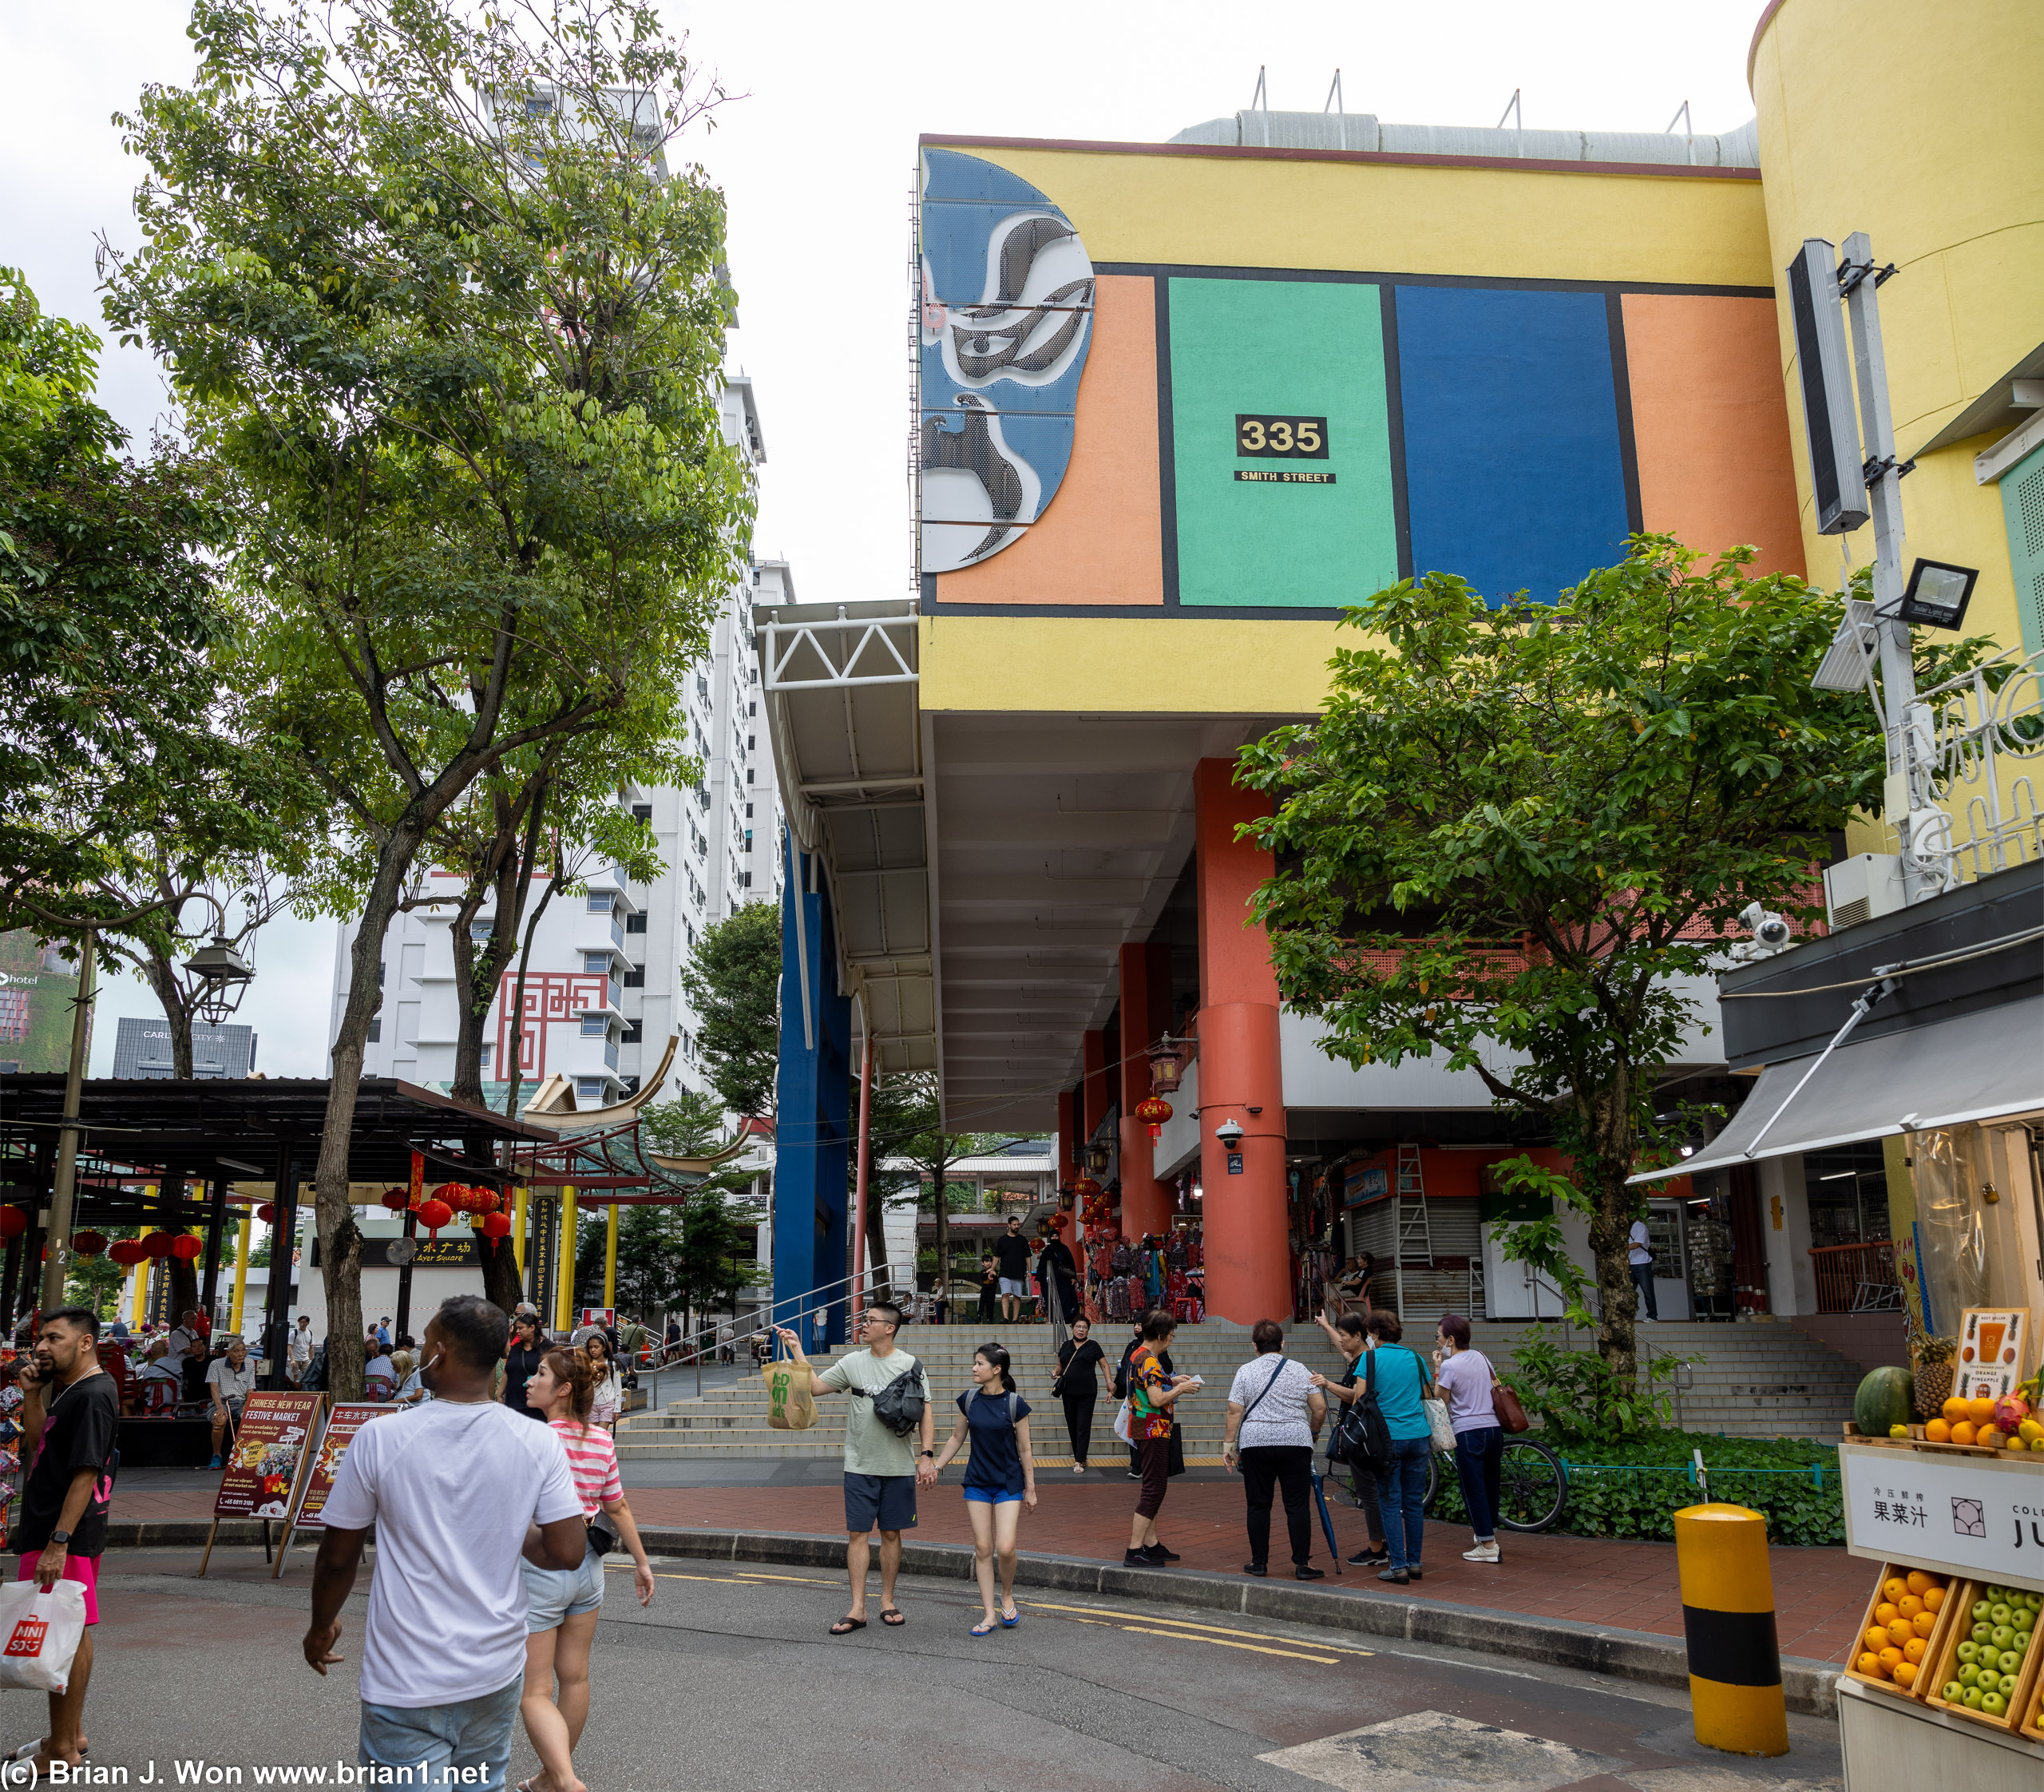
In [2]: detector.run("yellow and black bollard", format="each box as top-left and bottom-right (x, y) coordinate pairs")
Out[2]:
(1674, 1502), (1789, 1756)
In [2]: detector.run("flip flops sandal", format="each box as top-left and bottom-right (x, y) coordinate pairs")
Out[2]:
(880, 1606), (906, 1626)
(829, 1616), (866, 1635)
(970, 1618), (997, 1636)
(999, 1603), (1020, 1627)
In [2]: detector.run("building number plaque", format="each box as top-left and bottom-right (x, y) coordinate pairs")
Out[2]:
(1234, 414), (1333, 483)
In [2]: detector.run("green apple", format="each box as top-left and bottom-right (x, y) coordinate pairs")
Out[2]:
(1971, 1621), (1991, 1643)
(2024, 1592), (2042, 1611)
(1959, 1663), (1979, 1687)
(1958, 1640), (1979, 1663)
(1963, 1686), (1984, 1708)
(1982, 1692), (2007, 1717)
(2000, 1650), (2023, 1673)
(1991, 1624), (2014, 1649)
(1943, 1680), (1965, 1701)
(1973, 1599), (1992, 1620)
(1990, 1602), (2012, 1625)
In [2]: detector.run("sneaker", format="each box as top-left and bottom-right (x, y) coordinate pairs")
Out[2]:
(1347, 1548), (1388, 1568)
(1125, 1469), (1142, 1481)
(1464, 1541), (1501, 1564)
(1295, 1564), (1326, 1581)
(1406, 1566), (1424, 1581)
(208, 1454), (223, 1469)
(1140, 1542), (1181, 1564)
(1242, 1561), (1268, 1577)
(1122, 1548), (1151, 1568)
(1377, 1567), (1409, 1584)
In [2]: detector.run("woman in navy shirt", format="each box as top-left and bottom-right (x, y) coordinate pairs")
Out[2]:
(1361, 1312), (1435, 1584)
(929, 1343), (1037, 1635)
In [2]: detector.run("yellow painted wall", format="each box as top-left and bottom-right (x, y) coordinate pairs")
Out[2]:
(966, 145), (1775, 289)
(920, 615), (1348, 716)
(1751, 0), (2044, 655)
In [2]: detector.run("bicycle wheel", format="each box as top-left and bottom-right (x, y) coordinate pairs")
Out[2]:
(1422, 1450), (1440, 1512)
(1495, 1437), (1567, 1532)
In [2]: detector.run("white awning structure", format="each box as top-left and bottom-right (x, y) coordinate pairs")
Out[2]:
(755, 600), (937, 1073)
(1631, 997), (2044, 1183)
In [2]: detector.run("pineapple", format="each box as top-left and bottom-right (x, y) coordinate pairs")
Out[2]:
(1913, 1334), (1957, 1420)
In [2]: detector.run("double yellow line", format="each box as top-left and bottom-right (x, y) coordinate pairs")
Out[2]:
(1020, 1599), (1372, 1666)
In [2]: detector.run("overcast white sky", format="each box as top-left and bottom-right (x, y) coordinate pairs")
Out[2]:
(2, 1), (1765, 1074)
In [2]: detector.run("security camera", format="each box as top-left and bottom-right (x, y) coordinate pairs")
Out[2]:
(1214, 1118), (1246, 1149)
(1731, 901), (1792, 961)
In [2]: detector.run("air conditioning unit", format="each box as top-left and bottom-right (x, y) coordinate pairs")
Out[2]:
(1823, 853), (1905, 930)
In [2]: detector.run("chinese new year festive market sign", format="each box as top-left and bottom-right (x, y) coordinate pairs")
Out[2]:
(197, 1391), (323, 1576)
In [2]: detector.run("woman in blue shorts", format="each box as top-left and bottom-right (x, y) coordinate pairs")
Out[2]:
(929, 1343), (1037, 1635)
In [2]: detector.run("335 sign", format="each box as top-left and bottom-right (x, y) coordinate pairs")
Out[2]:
(1236, 414), (1328, 459)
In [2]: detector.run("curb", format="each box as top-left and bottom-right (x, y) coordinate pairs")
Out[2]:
(636, 1526), (1841, 1719)
(100, 1520), (1838, 1719)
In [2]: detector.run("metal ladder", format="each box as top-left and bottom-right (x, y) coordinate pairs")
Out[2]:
(1391, 1143), (1432, 1317)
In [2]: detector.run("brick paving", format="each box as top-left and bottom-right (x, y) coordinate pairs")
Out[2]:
(113, 1468), (1872, 1665)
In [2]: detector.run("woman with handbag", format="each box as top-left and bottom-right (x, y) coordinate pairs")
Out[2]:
(519, 1349), (656, 1792)
(1347, 1314), (1433, 1584)
(1309, 1310), (1389, 1568)
(1432, 1314), (1505, 1564)
(1053, 1317), (1107, 1473)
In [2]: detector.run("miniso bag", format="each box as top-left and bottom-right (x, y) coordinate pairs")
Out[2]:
(0, 1577), (87, 1693)
(764, 1358), (817, 1432)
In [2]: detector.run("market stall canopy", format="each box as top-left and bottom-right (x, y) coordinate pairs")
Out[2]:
(1630, 997), (2044, 1183)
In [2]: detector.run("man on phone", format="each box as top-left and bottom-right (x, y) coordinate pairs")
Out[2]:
(10, 1307), (119, 1776)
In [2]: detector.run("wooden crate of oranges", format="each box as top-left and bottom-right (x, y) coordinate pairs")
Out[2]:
(1924, 1580), (2043, 1731)
(1845, 1563), (1959, 1699)
(1919, 1390), (2042, 1454)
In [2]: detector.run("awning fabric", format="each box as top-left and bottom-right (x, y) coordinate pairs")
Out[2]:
(1630, 997), (2044, 1183)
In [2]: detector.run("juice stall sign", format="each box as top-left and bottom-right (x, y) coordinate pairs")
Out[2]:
(213, 1392), (324, 1520)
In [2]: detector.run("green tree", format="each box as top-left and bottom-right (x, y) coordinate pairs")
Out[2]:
(106, 0), (751, 1397)
(679, 901), (781, 1118)
(866, 1072), (1000, 1306)
(1238, 540), (1910, 1375)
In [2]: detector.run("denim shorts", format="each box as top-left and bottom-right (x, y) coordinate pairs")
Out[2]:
(961, 1486), (1022, 1505)
(360, 1676), (521, 1790)
(521, 1540), (604, 1630)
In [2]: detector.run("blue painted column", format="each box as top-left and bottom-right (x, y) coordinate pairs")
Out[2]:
(773, 839), (852, 1347)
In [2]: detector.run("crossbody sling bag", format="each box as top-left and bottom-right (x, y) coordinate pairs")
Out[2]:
(1231, 1354), (1289, 1450)
(1330, 1349), (1393, 1476)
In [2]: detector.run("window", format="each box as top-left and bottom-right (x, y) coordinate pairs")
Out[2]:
(623, 966), (646, 988)
(622, 1018), (644, 1044)
(740, 871), (751, 888)
(747, 768), (755, 785)
(745, 803), (753, 819)
(748, 700), (757, 717)
(479, 1043), (493, 1070)
(747, 735), (755, 751)
(632, 803), (652, 824)
(580, 1015), (609, 1038)
(575, 1076), (606, 1102)
(625, 911), (648, 934)
(582, 951), (612, 975)
(586, 893), (615, 914)
(366, 1016), (382, 1044)
(744, 830), (753, 850)
(469, 921), (494, 942)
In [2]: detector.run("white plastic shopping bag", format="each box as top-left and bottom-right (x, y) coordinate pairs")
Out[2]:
(0, 1576), (87, 1693)
(1112, 1398), (1133, 1445)
(1423, 1396), (1456, 1454)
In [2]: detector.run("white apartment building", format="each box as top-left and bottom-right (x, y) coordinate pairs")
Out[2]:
(329, 377), (787, 1112)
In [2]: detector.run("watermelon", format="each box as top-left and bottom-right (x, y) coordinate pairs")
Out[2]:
(1855, 1366), (1916, 1436)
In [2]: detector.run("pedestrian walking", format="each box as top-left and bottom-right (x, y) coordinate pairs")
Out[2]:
(774, 1301), (937, 1634)
(1122, 1310), (1198, 1568)
(204, 1334), (256, 1469)
(1432, 1314), (1503, 1564)
(1627, 1219), (1658, 1321)
(287, 1314), (315, 1387)
(928, 1344), (1036, 1635)
(1052, 1316), (1106, 1474)
(1356, 1312), (1433, 1584)
(517, 1347), (656, 1792)
(9, 1308), (119, 1776)
(581, 1335), (623, 1433)
(1038, 1226), (1079, 1326)
(992, 1215), (1032, 1323)
(503, 1310), (548, 1422)
(1221, 1320), (1327, 1580)
(1309, 1310), (1388, 1568)
(303, 1295), (586, 1790)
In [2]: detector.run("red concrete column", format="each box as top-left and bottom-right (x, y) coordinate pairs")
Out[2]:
(1194, 757), (1289, 1324)
(1080, 1027), (1111, 1221)
(1056, 1083), (1082, 1255)
(1118, 942), (1175, 1240)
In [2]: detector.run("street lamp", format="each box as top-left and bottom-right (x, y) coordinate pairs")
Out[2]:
(184, 931), (256, 1023)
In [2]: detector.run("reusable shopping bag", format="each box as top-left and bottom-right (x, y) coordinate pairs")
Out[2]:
(0, 1577), (87, 1694)
(764, 1357), (817, 1431)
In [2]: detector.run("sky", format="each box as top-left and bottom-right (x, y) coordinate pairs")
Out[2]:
(2, 1), (1768, 1073)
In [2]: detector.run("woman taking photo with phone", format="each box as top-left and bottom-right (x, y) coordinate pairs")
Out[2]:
(520, 1348), (656, 1792)
(929, 1344), (1036, 1635)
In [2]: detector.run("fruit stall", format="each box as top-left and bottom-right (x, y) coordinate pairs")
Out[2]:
(1838, 1310), (2043, 1787)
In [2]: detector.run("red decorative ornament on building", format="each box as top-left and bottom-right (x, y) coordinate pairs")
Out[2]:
(1134, 1096), (1173, 1143)
(71, 1231), (107, 1258)
(169, 1235), (203, 1262)
(256, 1203), (275, 1223)
(415, 1197), (454, 1235)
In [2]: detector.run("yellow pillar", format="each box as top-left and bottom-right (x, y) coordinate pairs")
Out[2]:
(1674, 1504), (1788, 1757)
(553, 1185), (576, 1333)
(513, 1183), (529, 1275)
(604, 1201), (619, 1312)
(129, 1259), (149, 1330)
(230, 1213), (252, 1334)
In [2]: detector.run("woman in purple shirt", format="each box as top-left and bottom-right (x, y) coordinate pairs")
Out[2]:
(1432, 1314), (1501, 1564)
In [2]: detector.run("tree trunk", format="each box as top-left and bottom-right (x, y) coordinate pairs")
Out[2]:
(479, 1235), (522, 1315)
(450, 776), (549, 1108)
(137, 952), (196, 1079)
(1587, 1080), (1642, 1381)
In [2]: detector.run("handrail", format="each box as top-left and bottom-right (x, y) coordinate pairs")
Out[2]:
(1805, 1239), (1899, 1314)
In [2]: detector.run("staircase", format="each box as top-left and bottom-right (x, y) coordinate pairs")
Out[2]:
(614, 1316), (1867, 1461)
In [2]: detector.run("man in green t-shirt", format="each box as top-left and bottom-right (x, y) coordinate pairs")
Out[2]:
(774, 1301), (937, 1634)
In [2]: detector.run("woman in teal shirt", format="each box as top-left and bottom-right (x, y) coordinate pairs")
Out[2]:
(1363, 1313), (1434, 1584)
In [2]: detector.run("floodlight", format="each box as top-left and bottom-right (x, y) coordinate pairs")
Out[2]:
(1896, 558), (1979, 630)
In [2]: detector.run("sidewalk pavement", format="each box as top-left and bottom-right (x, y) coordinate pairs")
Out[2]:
(109, 1466), (1870, 1666)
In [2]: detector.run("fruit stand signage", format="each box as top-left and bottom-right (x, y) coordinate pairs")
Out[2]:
(1842, 1443), (2044, 1592)
(212, 1392), (323, 1520)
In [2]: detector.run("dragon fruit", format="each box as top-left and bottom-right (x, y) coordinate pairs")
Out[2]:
(1995, 1392), (2032, 1434)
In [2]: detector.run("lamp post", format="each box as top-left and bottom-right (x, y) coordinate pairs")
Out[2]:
(39, 931), (97, 1314)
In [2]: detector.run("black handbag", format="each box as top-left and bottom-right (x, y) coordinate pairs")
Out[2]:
(1330, 1350), (1392, 1475)
(858, 1365), (929, 1437)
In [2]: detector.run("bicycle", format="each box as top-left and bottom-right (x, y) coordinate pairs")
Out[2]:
(1333, 1436), (1568, 1534)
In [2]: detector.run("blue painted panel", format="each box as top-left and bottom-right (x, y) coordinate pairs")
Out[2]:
(1394, 287), (1630, 605)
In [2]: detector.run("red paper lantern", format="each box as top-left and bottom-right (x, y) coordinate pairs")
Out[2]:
(1134, 1096), (1173, 1143)
(415, 1197), (453, 1235)
(0, 1207), (26, 1241)
(71, 1231), (107, 1258)
(380, 1188), (410, 1213)
(169, 1235), (203, 1262)
(480, 1211), (512, 1239)
(108, 1239), (148, 1267)
(1073, 1177), (1101, 1199)
(471, 1186), (499, 1215)
(256, 1203), (275, 1223)
(142, 1231), (174, 1259)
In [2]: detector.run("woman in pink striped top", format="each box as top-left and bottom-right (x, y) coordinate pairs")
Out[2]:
(518, 1348), (654, 1792)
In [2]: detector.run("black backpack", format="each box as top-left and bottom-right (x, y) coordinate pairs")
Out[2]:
(1330, 1349), (1392, 1474)
(855, 1362), (929, 1437)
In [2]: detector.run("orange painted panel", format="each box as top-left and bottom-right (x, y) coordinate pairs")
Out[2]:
(933, 274), (1163, 606)
(1621, 293), (1805, 579)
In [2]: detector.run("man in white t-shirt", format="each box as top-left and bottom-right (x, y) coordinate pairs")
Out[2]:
(161, 1313), (199, 1386)
(305, 1294), (584, 1789)
(287, 1315), (315, 1386)
(204, 1336), (257, 1468)
(1627, 1218), (1658, 1321)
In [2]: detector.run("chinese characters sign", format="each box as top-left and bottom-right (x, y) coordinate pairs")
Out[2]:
(1841, 1443), (2044, 1592)
(213, 1392), (323, 1520)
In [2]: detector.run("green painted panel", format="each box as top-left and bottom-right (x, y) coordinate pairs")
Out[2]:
(2000, 439), (2044, 656)
(1168, 278), (1399, 609)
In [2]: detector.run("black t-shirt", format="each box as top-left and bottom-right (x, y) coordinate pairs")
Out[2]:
(1040, 1239), (1077, 1282)
(993, 1234), (1032, 1279)
(956, 1388), (1032, 1494)
(14, 1371), (119, 1558)
(1057, 1338), (1104, 1398)
(503, 1340), (547, 1421)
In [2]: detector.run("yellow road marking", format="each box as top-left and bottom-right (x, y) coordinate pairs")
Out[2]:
(1111, 1623), (1338, 1664)
(1022, 1600), (1373, 1655)
(733, 1571), (839, 1585)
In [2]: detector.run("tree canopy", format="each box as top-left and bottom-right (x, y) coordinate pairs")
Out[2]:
(679, 900), (781, 1118)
